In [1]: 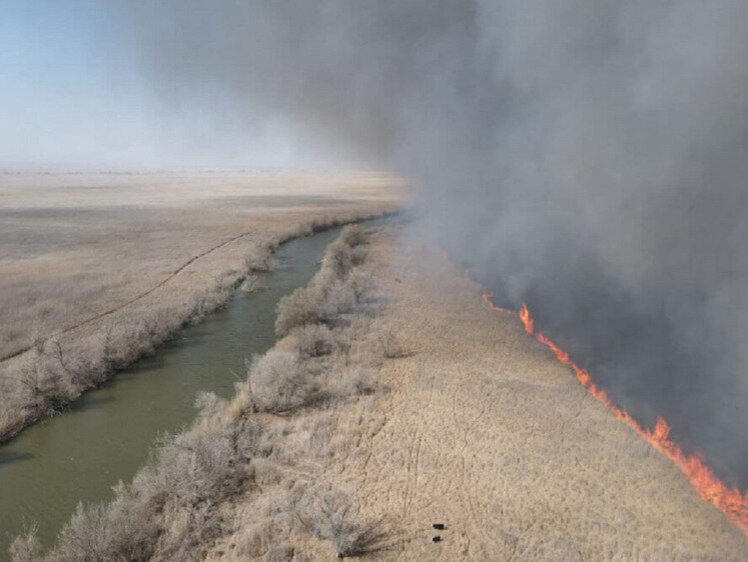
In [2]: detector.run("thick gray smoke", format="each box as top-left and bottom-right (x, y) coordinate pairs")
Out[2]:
(126, 1), (748, 487)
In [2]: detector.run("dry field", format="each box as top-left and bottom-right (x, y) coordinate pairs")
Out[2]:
(0, 171), (402, 440)
(318, 227), (747, 560)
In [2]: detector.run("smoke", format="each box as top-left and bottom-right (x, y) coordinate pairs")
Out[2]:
(124, 1), (748, 486)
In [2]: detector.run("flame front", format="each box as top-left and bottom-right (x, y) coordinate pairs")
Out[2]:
(519, 303), (533, 334)
(482, 292), (748, 535)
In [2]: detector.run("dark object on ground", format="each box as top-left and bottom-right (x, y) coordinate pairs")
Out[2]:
(432, 536), (442, 543)
(432, 523), (446, 530)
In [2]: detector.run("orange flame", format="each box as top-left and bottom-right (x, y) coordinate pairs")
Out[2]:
(482, 292), (748, 534)
(519, 303), (534, 334)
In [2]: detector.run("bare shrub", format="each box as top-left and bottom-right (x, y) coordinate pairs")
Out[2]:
(292, 324), (337, 357)
(339, 224), (367, 248)
(320, 281), (357, 319)
(245, 243), (275, 272)
(155, 426), (245, 500)
(246, 350), (314, 413)
(18, 350), (72, 414)
(276, 225), (371, 337)
(338, 369), (377, 396)
(194, 391), (227, 421)
(9, 522), (39, 562)
(189, 283), (231, 324)
(300, 487), (388, 558)
(239, 274), (259, 293)
(275, 286), (325, 336)
(49, 471), (170, 561)
(50, 398), (249, 560)
(324, 239), (365, 278)
(101, 321), (158, 370)
(54, 502), (139, 562)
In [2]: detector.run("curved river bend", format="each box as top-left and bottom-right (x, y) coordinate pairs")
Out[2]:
(0, 226), (344, 557)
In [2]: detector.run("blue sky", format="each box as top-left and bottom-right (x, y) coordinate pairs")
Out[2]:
(0, 1), (300, 168)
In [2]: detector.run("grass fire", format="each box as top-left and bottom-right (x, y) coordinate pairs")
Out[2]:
(2, 2), (747, 560)
(484, 292), (748, 535)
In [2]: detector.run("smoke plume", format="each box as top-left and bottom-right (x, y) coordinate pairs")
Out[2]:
(125, 1), (748, 487)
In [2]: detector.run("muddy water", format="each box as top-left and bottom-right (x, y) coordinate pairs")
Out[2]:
(0, 227), (344, 556)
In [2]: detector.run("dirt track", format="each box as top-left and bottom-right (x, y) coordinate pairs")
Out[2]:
(329, 229), (746, 560)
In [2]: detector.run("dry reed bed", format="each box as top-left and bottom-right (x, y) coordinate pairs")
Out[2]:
(11, 225), (399, 561)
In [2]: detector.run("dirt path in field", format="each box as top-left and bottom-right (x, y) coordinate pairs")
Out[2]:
(0, 214), (388, 364)
(0, 229), (265, 363)
(329, 228), (746, 560)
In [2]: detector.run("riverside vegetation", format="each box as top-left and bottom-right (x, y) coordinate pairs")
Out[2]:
(0, 211), (394, 447)
(11, 225), (401, 560)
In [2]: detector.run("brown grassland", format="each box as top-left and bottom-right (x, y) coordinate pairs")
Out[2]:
(15, 223), (746, 560)
(0, 171), (402, 443)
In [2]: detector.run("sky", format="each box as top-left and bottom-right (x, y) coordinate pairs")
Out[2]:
(0, 1), (304, 169)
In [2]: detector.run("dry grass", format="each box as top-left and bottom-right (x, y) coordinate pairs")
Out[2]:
(321, 226), (748, 560)
(0, 171), (403, 443)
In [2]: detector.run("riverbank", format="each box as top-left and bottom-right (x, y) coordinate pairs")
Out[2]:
(14, 224), (396, 560)
(0, 225), (352, 557)
(0, 171), (403, 444)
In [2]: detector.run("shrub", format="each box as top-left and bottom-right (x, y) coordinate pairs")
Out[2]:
(320, 281), (357, 319)
(9, 523), (39, 562)
(155, 426), (245, 500)
(338, 369), (377, 396)
(339, 224), (367, 248)
(18, 351), (72, 415)
(325, 240), (354, 278)
(54, 502), (137, 562)
(300, 487), (388, 558)
(194, 391), (227, 421)
(239, 274), (259, 293)
(275, 286), (325, 336)
(292, 324), (337, 357)
(245, 243), (275, 272)
(246, 350), (314, 413)
(323, 240), (365, 279)
(275, 225), (370, 337)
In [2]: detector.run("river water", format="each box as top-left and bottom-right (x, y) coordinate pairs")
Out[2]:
(0, 226), (343, 557)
